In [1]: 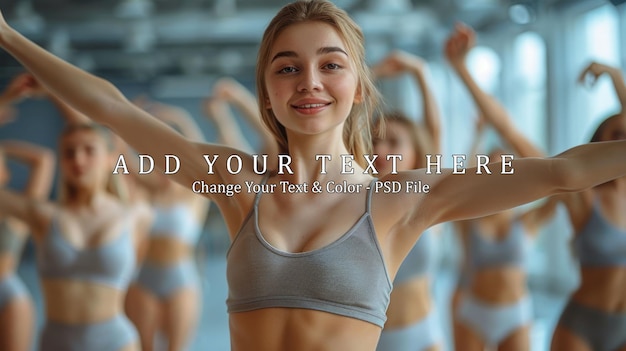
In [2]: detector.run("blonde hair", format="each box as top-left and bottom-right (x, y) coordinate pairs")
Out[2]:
(373, 111), (434, 169)
(58, 124), (129, 204)
(256, 0), (381, 167)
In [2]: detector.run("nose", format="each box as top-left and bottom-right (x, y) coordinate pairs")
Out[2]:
(297, 66), (322, 92)
(373, 141), (389, 155)
(71, 150), (88, 170)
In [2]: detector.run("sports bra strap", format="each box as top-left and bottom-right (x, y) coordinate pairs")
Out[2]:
(253, 173), (271, 208)
(366, 178), (377, 214)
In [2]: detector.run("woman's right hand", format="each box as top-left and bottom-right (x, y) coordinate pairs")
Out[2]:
(444, 23), (475, 67)
(3, 73), (47, 102)
(372, 50), (425, 79)
(578, 62), (619, 87)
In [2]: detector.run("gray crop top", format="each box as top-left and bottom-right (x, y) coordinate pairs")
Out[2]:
(574, 200), (626, 267)
(226, 178), (393, 328)
(36, 216), (136, 290)
(150, 203), (201, 245)
(467, 220), (527, 270)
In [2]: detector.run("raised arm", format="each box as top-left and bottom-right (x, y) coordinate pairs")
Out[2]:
(0, 15), (227, 188)
(579, 61), (626, 113)
(372, 51), (442, 154)
(0, 140), (55, 199)
(202, 96), (254, 153)
(444, 23), (543, 158)
(212, 77), (280, 158)
(0, 187), (51, 239)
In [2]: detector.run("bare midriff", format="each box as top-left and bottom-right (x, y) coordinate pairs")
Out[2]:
(144, 236), (194, 264)
(384, 277), (432, 328)
(571, 267), (626, 312)
(469, 267), (527, 304)
(42, 279), (125, 324)
(229, 308), (382, 351)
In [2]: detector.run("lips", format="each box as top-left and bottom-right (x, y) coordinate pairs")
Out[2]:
(291, 99), (332, 115)
(294, 103), (328, 109)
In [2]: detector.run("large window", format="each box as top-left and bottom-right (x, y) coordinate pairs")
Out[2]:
(579, 4), (621, 141)
(511, 31), (547, 151)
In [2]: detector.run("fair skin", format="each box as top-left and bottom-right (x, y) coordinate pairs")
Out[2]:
(1, 13), (626, 350)
(551, 63), (626, 351)
(0, 75), (55, 351)
(124, 98), (209, 351)
(371, 50), (442, 351)
(446, 23), (559, 351)
(204, 77), (280, 164)
(579, 62), (626, 113)
(0, 128), (150, 351)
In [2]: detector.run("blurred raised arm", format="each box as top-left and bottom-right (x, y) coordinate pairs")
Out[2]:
(372, 51), (442, 154)
(0, 140), (55, 199)
(444, 23), (543, 158)
(579, 62), (626, 113)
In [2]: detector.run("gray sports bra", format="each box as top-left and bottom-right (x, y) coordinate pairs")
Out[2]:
(36, 215), (136, 290)
(574, 200), (626, 267)
(226, 178), (393, 328)
(468, 220), (526, 270)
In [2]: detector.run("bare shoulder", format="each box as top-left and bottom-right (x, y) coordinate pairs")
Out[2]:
(369, 170), (434, 238)
(28, 201), (59, 242)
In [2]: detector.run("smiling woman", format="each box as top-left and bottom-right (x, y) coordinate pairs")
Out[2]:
(1, 1), (626, 351)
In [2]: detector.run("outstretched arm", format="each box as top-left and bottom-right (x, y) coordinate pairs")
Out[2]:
(425, 140), (626, 226)
(579, 61), (626, 113)
(444, 23), (543, 158)
(372, 51), (442, 154)
(0, 16), (229, 188)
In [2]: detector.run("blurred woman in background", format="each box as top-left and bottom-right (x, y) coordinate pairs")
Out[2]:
(371, 50), (444, 351)
(0, 74), (55, 351)
(550, 62), (626, 351)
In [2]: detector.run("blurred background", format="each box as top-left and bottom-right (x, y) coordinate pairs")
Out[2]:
(0, 0), (625, 350)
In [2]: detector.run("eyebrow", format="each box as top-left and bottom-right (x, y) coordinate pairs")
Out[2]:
(271, 46), (348, 63)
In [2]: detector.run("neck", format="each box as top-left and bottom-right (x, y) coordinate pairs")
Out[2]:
(66, 185), (105, 209)
(284, 133), (365, 183)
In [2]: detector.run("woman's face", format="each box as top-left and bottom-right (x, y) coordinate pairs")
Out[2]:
(60, 129), (110, 190)
(372, 121), (417, 175)
(264, 21), (361, 141)
(599, 116), (626, 142)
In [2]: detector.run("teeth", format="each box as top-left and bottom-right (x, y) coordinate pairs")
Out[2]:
(298, 103), (325, 108)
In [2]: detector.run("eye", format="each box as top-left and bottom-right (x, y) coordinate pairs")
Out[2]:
(278, 66), (298, 74)
(324, 63), (341, 70)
